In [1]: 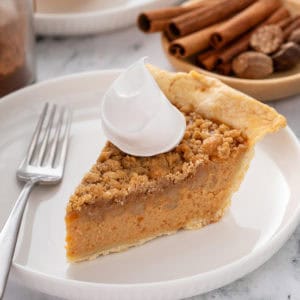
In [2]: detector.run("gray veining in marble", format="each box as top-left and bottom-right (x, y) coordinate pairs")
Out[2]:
(3, 25), (300, 300)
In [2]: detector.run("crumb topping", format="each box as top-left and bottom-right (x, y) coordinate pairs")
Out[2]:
(69, 109), (247, 211)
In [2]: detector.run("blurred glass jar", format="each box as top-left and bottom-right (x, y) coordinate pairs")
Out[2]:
(0, 0), (36, 97)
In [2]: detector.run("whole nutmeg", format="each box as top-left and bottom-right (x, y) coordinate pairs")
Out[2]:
(250, 25), (283, 54)
(232, 51), (273, 79)
(272, 42), (300, 71)
(288, 28), (300, 45)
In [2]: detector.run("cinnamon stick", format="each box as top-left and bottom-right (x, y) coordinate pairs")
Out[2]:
(167, 0), (256, 39)
(144, 19), (169, 33)
(164, 28), (175, 42)
(219, 7), (290, 63)
(169, 22), (222, 58)
(197, 49), (216, 61)
(210, 0), (281, 49)
(266, 7), (291, 25)
(197, 49), (220, 71)
(137, 1), (211, 33)
(216, 63), (233, 76)
(218, 33), (252, 64)
(217, 6), (290, 63)
(283, 17), (300, 40)
(278, 15), (296, 29)
(197, 5), (289, 70)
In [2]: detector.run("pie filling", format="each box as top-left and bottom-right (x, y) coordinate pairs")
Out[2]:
(66, 108), (249, 261)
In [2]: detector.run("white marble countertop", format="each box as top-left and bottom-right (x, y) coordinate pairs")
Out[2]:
(3, 25), (300, 300)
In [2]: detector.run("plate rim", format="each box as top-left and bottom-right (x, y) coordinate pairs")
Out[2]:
(34, 0), (178, 20)
(2, 70), (300, 296)
(34, 0), (180, 36)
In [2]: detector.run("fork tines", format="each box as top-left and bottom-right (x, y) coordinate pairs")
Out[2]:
(25, 103), (71, 168)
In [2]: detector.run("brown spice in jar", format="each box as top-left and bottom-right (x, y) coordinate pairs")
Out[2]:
(0, 2), (32, 97)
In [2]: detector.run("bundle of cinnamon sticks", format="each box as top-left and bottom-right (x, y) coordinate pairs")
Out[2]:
(138, 0), (300, 78)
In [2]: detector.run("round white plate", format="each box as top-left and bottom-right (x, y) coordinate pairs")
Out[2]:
(1, 71), (300, 300)
(34, 0), (179, 36)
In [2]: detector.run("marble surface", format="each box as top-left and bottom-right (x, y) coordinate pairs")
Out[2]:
(3, 25), (300, 300)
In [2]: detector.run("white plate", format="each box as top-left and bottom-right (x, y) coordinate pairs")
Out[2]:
(34, 0), (179, 36)
(1, 71), (300, 300)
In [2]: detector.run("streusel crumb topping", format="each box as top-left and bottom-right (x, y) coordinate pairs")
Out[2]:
(69, 109), (247, 211)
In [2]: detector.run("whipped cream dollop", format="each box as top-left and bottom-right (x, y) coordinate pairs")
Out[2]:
(100, 58), (186, 157)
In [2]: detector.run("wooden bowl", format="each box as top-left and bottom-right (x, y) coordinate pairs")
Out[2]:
(162, 0), (300, 101)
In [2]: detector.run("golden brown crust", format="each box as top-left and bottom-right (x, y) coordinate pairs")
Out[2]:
(148, 64), (286, 144)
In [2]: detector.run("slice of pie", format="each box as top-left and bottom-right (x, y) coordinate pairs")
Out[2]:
(65, 65), (286, 262)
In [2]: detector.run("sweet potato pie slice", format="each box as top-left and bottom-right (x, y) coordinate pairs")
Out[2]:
(65, 65), (286, 262)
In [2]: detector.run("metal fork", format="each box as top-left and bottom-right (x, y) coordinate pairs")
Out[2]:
(0, 103), (71, 299)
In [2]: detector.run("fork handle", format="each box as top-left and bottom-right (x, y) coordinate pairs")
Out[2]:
(0, 181), (36, 299)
